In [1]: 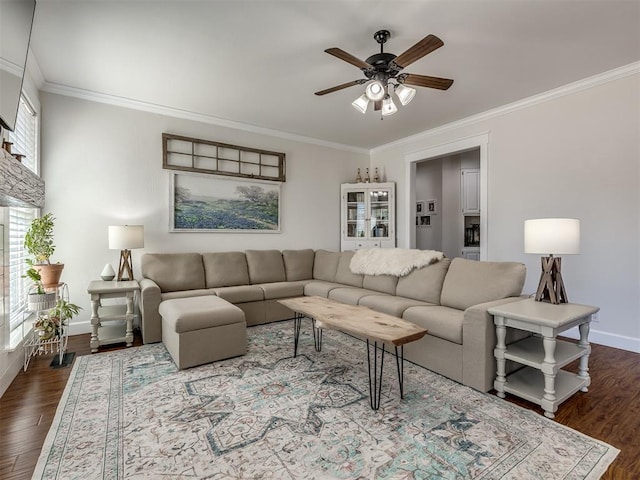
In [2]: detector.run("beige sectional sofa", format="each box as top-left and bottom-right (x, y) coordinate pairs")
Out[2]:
(140, 249), (527, 392)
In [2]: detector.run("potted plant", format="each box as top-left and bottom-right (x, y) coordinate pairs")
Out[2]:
(24, 267), (57, 312)
(24, 213), (64, 287)
(33, 300), (81, 340)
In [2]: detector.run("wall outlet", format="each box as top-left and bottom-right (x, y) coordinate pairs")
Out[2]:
(591, 312), (600, 323)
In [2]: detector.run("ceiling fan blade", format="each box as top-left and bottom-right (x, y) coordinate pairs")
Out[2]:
(374, 100), (382, 111)
(314, 80), (363, 96)
(325, 48), (371, 70)
(392, 34), (444, 69)
(402, 74), (454, 90)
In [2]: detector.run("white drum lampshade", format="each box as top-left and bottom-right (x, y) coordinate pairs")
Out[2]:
(108, 225), (144, 281)
(524, 218), (580, 304)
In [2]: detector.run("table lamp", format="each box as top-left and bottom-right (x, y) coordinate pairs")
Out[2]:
(524, 218), (580, 304)
(108, 225), (144, 281)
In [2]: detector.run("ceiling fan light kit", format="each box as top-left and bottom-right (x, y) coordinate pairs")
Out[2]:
(382, 95), (398, 116)
(316, 29), (454, 117)
(394, 83), (416, 106)
(365, 80), (385, 101)
(351, 94), (370, 114)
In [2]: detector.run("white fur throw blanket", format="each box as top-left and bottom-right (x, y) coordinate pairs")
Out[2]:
(350, 248), (444, 277)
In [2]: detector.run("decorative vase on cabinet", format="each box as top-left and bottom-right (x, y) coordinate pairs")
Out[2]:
(341, 182), (395, 251)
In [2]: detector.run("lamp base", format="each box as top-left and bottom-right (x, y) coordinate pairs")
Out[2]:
(534, 255), (568, 304)
(117, 249), (134, 282)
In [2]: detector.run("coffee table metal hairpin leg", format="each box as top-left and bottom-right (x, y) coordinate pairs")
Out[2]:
(367, 340), (386, 410)
(312, 319), (323, 352)
(293, 313), (303, 357)
(395, 345), (404, 399)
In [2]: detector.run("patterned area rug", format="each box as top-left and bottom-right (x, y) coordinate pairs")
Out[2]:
(33, 320), (618, 479)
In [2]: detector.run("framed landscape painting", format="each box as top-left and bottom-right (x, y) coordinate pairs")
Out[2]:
(170, 172), (281, 232)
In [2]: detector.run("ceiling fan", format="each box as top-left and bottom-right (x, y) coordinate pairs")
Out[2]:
(315, 30), (454, 116)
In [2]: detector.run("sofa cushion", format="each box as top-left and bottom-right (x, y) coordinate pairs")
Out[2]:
(141, 253), (205, 293)
(440, 258), (526, 310)
(362, 274), (398, 295)
(313, 250), (342, 282)
(359, 295), (433, 317)
(304, 280), (343, 298)
(161, 289), (216, 301)
(159, 296), (244, 333)
(283, 249), (315, 281)
(396, 257), (451, 304)
(259, 281), (307, 300)
(402, 305), (464, 344)
(202, 252), (250, 287)
(245, 250), (286, 284)
(211, 285), (264, 303)
(328, 287), (383, 305)
(335, 251), (364, 287)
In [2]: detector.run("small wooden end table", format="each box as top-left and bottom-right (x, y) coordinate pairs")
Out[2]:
(87, 280), (139, 353)
(278, 296), (427, 410)
(488, 298), (598, 419)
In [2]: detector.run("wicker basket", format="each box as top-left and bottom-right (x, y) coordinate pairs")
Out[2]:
(27, 292), (57, 312)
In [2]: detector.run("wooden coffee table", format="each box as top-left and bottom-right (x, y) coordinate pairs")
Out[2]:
(278, 296), (428, 410)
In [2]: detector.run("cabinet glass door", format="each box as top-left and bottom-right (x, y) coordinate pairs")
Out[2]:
(346, 191), (366, 238)
(369, 189), (391, 239)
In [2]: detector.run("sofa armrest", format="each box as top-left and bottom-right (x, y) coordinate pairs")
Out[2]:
(462, 296), (525, 392)
(139, 278), (162, 344)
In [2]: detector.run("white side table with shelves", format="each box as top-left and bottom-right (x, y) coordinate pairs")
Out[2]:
(87, 280), (139, 353)
(488, 298), (598, 419)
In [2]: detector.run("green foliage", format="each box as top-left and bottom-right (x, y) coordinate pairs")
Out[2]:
(24, 266), (45, 294)
(49, 299), (82, 321)
(24, 213), (56, 264)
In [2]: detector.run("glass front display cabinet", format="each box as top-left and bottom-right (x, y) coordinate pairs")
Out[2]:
(341, 182), (395, 251)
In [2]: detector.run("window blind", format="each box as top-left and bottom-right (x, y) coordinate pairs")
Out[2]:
(8, 95), (37, 174)
(8, 208), (37, 333)
(6, 94), (39, 341)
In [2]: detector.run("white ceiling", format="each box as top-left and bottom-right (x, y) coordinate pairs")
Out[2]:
(30, 1), (640, 150)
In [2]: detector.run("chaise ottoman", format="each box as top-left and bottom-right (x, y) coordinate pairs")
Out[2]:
(159, 295), (247, 369)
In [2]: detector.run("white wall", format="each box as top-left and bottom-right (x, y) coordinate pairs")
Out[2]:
(39, 92), (368, 335)
(372, 73), (640, 352)
(415, 158), (442, 251)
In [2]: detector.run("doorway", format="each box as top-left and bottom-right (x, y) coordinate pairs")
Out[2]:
(404, 134), (488, 260)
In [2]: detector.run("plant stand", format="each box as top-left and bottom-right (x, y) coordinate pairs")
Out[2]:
(23, 283), (70, 371)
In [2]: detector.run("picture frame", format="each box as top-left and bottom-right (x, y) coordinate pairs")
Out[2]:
(170, 172), (281, 232)
(426, 199), (437, 214)
(418, 215), (431, 227)
(416, 201), (425, 215)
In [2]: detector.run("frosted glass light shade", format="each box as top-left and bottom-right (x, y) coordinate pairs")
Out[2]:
(381, 96), (398, 116)
(351, 94), (369, 114)
(365, 81), (385, 101)
(524, 218), (580, 255)
(108, 225), (145, 250)
(395, 84), (416, 106)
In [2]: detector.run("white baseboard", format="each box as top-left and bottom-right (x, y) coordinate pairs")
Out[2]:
(561, 326), (640, 353)
(0, 344), (25, 398)
(68, 320), (93, 336)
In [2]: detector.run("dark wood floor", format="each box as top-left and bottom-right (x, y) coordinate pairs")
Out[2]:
(1, 333), (638, 479)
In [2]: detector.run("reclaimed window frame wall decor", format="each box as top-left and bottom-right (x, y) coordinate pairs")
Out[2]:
(162, 133), (286, 182)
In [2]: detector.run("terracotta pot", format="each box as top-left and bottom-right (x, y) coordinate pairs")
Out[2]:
(35, 263), (65, 288)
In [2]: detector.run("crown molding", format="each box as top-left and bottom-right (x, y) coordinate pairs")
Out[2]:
(371, 61), (640, 154)
(39, 82), (370, 155)
(26, 47), (45, 90)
